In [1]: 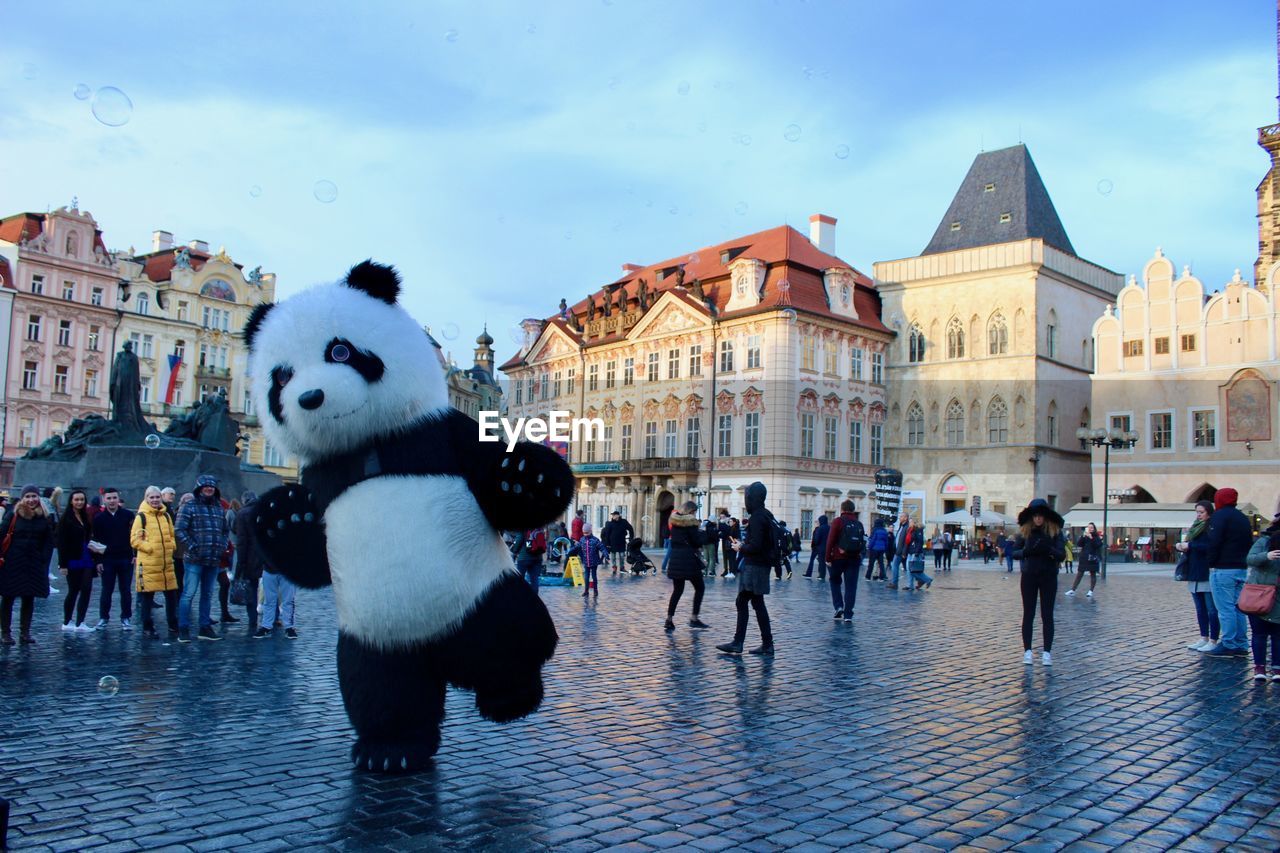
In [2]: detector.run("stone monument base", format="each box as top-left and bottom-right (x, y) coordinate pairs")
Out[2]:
(14, 445), (283, 506)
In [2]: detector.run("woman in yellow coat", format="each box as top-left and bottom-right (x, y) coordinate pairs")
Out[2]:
(132, 486), (179, 640)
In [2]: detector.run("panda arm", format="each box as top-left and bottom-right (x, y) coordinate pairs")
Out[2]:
(444, 410), (575, 530)
(250, 485), (332, 589)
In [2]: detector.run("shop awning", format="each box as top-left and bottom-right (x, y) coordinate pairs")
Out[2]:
(1062, 503), (1196, 529)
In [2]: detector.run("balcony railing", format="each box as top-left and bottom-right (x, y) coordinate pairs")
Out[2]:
(571, 456), (699, 475)
(196, 364), (231, 379)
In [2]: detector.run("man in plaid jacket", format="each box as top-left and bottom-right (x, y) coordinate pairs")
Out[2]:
(175, 474), (230, 643)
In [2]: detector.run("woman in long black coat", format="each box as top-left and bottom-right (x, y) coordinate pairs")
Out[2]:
(664, 501), (709, 631)
(0, 485), (56, 645)
(55, 488), (96, 630)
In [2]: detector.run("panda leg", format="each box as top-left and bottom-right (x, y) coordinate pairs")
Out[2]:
(337, 631), (443, 774)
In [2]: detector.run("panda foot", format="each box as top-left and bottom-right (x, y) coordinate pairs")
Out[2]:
(351, 737), (439, 774)
(475, 678), (544, 723)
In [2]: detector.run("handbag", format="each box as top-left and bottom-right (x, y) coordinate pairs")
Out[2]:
(0, 512), (17, 568)
(1173, 554), (1189, 582)
(229, 577), (249, 606)
(1238, 583), (1277, 616)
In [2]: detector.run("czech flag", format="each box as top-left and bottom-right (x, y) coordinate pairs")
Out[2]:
(163, 353), (183, 405)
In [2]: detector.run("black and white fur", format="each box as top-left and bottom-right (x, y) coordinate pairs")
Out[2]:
(245, 260), (573, 774)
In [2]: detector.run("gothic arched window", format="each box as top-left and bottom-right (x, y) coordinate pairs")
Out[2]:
(908, 323), (926, 363)
(988, 397), (1009, 444)
(907, 402), (924, 446)
(988, 314), (1008, 355)
(946, 318), (965, 359)
(945, 400), (965, 446)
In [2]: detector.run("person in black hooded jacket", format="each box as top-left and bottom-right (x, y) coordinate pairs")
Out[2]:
(717, 482), (775, 656)
(664, 502), (709, 631)
(1013, 498), (1066, 667)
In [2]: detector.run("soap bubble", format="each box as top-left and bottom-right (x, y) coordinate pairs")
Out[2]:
(608, 76), (621, 90)
(98, 675), (119, 696)
(835, 144), (850, 159)
(73, 84), (91, 100)
(677, 80), (690, 96)
(734, 202), (748, 216)
(21, 63), (37, 80)
(444, 29), (459, 42)
(669, 206), (679, 215)
(144, 433), (161, 450)
(441, 322), (460, 341)
(687, 253), (700, 265)
(778, 278), (791, 294)
(783, 124), (801, 142)
(740, 134), (752, 146)
(696, 121), (707, 133)
(1096, 179), (1113, 196)
(249, 185), (262, 198)
(313, 180), (338, 203)
(781, 308), (798, 324)
(526, 23), (537, 34)
(509, 326), (525, 345)
(91, 87), (133, 127)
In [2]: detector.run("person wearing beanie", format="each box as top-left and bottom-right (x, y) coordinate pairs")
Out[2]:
(568, 522), (605, 599)
(1202, 487), (1254, 658)
(0, 485), (55, 645)
(1013, 498), (1066, 667)
(717, 481), (776, 656)
(664, 501), (710, 631)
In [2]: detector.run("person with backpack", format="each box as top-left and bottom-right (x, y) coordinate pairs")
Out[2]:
(825, 501), (866, 622)
(719, 513), (737, 579)
(865, 518), (890, 581)
(511, 527), (547, 592)
(773, 521), (792, 580)
(717, 482), (776, 656)
(569, 522), (605, 599)
(804, 515), (829, 580)
(906, 521), (932, 589)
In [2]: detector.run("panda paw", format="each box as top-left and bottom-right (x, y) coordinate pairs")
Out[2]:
(351, 737), (438, 774)
(491, 443), (575, 528)
(252, 485), (330, 588)
(475, 676), (545, 724)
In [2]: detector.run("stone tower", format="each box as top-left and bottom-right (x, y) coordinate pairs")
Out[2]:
(1255, 0), (1280, 291)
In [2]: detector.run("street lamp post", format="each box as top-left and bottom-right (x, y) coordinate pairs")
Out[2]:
(1075, 426), (1140, 579)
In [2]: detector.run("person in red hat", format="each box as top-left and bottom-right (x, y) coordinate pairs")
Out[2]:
(1202, 487), (1254, 658)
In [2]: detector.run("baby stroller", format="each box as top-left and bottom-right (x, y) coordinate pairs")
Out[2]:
(625, 538), (656, 575)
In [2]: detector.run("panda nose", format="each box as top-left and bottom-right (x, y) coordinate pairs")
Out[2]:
(298, 389), (325, 410)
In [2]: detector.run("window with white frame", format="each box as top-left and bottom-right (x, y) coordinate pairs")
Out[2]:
(718, 340), (734, 372)
(26, 315), (41, 341)
(90, 286), (104, 306)
(988, 398), (1009, 444)
(825, 340), (838, 374)
(850, 420), (863, 462)
(18, 418), (35, 448)
(850, 347), (864, 380)
(139, 376), (151, 403)
(988, 315), (1008, 355)
(645, 353), (658, 383)
(177, 300), (189, 321)
(242, 387), (253, 415)
(87, 325), (100, 351)
(664, 419), (678, 457)
(552, 370), (562, 398)
(57, 320), (72, 347)
(602, 425), (613, 460)
(263, 442), (285, 467)
(136, 292), (150, 315)
(800, 412), (816, 458)
(743, 412), (759, 456)
(643, 421), (658, 458)
(514, 379), (523, 405)
(622, 357), (634, 386)
(688, 345), (702, 377)
(906, 404), (924, 446)
(870, 351), (884, 384)
(620, 423), (633, 460)
(870, 423), (883, 465)
(84, 369), (98, 397)
(567, 368), (575, 396)
(606, 360), (617, 388)
(30, 274), (44, 295)
(53, 364), (69, 395)
(62, 281), (75, 301)
(747, 335), (762, 370)
(946, 318), (965, 359)
(1150, 411), (1173, 450)
(801, 335), (816, 371)
(823, 416), (837, 460)
(717, 414), (732, 457)
(1191, 409), (1217, 450)
(685, 417), (700, 457)
(945, 401), (964, 446)
(588, 363), (598, 391)
(667, 348), (680, 379)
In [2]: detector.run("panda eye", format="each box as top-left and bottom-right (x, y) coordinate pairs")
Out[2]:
(273, 366), (294, 387)
(329, 343), (351, 363)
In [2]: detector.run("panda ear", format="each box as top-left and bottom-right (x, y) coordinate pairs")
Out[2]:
(243, 302), (275, 350)
(344, 260), (401, 305)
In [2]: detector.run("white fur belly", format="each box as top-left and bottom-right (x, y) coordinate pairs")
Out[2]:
(322, 475), (514, 647)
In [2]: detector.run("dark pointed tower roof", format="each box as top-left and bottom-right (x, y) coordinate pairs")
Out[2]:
(922, 144), (1075, 256)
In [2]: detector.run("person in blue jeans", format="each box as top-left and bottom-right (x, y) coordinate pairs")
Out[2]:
(511, 528), (546, 593)
(824, 502), (863, 621)
(864, 518), (890, 580)
(256, 568), (298, 639)
(906, 521), (932, 589)
(1203, 487), (1255, 657)
(174, 474), (230, 643)
(888, 512), (910, 589)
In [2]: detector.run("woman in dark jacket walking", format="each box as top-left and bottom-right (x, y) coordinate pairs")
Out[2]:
(717, 482), (775, 656)
(665, 502), (709, 631)
(1013, 498), (1066, 666)
(0, 484), (56, 645)
(1068, 522), (1105, 598)
(805, 515), (829, 580)
(56, 488), (96, 631)
(1174, 500), (1219, 651)
(233, 492), (265, 633)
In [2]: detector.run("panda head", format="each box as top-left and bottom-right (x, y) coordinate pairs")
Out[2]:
(244, 260), (449, 462)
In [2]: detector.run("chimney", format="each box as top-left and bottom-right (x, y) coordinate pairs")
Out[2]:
(188, 239), (209, 253)
(152, 230), (173, 252)
(519, 318), (545, 355)
(621, 263), (643, 273)
(809, 214), (836, 255)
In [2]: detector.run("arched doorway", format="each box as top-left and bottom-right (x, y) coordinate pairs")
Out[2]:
(938, 474), (967, 516)
(656, 490), (675, 545)
(1186, 483), (1217, 503)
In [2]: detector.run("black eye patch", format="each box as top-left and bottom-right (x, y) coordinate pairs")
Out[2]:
(325, 338), (384, 383)
(267, 365), (293, 424)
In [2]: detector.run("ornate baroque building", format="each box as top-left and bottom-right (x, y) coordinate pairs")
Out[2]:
(427, 326), (503, 420)
(873, 146), (1124, 525)
(500, 216), (892, 544)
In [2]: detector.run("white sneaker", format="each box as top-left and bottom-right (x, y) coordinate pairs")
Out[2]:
(1065, 589), (1075, 596)
(1086, 590), (1093, 597)
(1187, 639), (1208, 650)
(49, 586), (59, 595)
(93, 619), (107, 631)
(1197, 640), (1217, 652)
(1042, 651), (1053, 666)
(1023, 650), (1033, 665)
(121, 618), (132, 631)
(75, 623), (93, 633)
(61, 621), (75, 632)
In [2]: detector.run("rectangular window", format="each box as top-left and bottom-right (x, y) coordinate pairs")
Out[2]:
(203, 306), (211, 328)
(825, 341), (838, 375)
(539, 372), (549, 401)
(174, 340), (185, 361)
(588, 363), (599, 391)
(685, 417), (700, 457)
(1154, 337), (1170, 355)
(1123, 339), (1144, 357)
(242, 387), (252, 414)
(718, 340), (734, 372)
(850, 420), (863, 462)
(263, 442), (285, 468)
(566, 368), (575, 396)
(602, 425), (613, 460)
(801, 335), (816, 371)
(57, 320), (72, 347)
(646, 353), (658, 383)
(87, 325), (101, 351)
(53, 364), (69, 395)
(870, 423), (883, 465)
(30, 274), (44, 295)
(514, 379), (523, 405)
(1180, 333), (1197, 352)
(221, 310), (230, 332)
(688, 345), (702, 377)
(717, 414), (733, 458)
(871, 352), (884, 384)
(643, 421), (658, 458)
(621, 424), (633, 461)
(1047, 414), (1058, 445)
(584, 434), (596, 463)
(850, 347), (864, 380)
(1150, 412), (1173, 450)
(746, 335), (762, 370)
(744, 412), (760, 456)
(667, 348), (680, 380)
(18, 418), (34, 448)
(84, 369), (98, 397)
(664, 419), (678, 457)
(552, 370), (562, 399)
(800, 412), (815, 458)
(823, 416), (838, 460)
(623, 358), (634, 386)
(139, 376), (151, 404)
(1192, 410), (1216, 449)
(90, 287), (104, 307)
(1110, 414), (1133, 452)
(177, 300), (189, 321)
(62, 281), (75, 301)
(26, 315), (41, 341)
(606, 360), (617, 388)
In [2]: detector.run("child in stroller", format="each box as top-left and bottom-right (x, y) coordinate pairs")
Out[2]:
(625, 538), (656, 575)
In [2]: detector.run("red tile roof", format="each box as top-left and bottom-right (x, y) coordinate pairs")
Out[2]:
(0, 257), (14, 290)
(0, 213), (45, 244)
(134, 246), (212, 282)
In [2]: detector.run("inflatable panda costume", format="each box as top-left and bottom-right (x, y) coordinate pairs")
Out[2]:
(244, 261), (573, 773)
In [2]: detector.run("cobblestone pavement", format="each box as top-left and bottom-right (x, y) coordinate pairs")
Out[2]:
(4, 558), (1280, 851)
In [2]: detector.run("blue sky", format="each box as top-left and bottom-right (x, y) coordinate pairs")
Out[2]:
(2, 0), (1274, 365)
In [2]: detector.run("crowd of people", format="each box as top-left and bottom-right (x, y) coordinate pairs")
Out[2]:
(0, 476), (299, 646)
